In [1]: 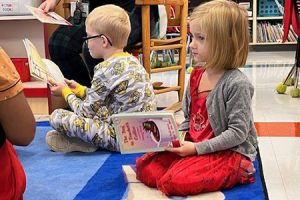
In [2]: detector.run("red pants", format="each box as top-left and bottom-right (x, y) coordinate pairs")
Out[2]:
(136, 150), (255, 196)
(0, 140), (25, 200)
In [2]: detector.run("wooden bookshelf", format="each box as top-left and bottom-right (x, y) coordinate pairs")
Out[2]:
(249, 0), (297, 46)
(0, 16), (50, 114)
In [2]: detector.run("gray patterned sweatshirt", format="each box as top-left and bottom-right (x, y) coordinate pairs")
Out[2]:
(65, 52), (157, 120)
(179, 69), (258, 161)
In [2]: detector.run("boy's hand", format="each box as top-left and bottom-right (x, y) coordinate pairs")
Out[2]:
(48, 79), (68, 96)
(64, 79), (86, 98)
(65, 79), (78, 90)
(165, 141), (197, 157)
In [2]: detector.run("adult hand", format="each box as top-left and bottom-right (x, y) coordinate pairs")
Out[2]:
(39, 0), (59, 12)
(165, 141), (197, 157)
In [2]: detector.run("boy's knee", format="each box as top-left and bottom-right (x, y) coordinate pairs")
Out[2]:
(50, 109), (67, 123)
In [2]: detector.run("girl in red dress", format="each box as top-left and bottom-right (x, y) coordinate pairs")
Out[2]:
(136, 0), (258, 196)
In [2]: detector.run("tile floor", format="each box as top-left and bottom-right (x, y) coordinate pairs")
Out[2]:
(150, 51), (300, 200)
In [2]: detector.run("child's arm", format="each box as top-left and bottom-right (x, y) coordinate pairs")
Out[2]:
(63, 63), (113, 117)
(0, 48), (36, 146)
(65, 79), (87, 99)
(0, 92), (36, 146)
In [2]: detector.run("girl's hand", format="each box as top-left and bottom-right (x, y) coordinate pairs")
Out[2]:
(165, 141), (197, 157)
(65, 79), (78, 90)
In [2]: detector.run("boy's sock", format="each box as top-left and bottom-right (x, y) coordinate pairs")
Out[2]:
(46, 130), (98, 153)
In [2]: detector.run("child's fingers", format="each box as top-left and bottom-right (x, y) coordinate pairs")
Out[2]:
(65, 79), (74, 87)
(165, 147), (180, 153)
(65, 79), (76, 85)
(48, 78), (57, 86)
(64, 79), (72, 84)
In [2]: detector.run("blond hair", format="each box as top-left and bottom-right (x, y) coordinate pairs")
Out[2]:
(190, 0), (249, 69)
(86, 5), (131, 49)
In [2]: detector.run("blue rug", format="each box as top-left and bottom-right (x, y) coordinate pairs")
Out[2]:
(15, 123), (268, 200)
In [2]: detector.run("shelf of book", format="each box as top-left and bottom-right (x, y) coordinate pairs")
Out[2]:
(250, 42), (297, 45)
(256, 16), (283, 20)
(246, 0), (297, 48)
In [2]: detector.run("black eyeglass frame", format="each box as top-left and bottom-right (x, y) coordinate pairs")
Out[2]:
(83, 34), (112, 46)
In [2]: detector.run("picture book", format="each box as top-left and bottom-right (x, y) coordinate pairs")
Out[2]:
(26, 5), (72, 26)
(111, 112), (185, 154)
(23, 38), (65, 83)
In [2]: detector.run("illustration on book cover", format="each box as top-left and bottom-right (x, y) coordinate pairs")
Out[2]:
(113, 117), (178, 153)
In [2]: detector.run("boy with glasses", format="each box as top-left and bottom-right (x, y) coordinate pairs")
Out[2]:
(39, 0), (158, 87)
(46, 5), (156, 153)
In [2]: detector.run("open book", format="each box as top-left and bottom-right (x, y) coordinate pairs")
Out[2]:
(26, 5), (72, 26)
(23, 38), (65, 83)
(111, 112), (185, 154)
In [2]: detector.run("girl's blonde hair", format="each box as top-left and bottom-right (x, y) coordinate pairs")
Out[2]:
(86, 5), (131, 49)
(190, 0), (249, 69)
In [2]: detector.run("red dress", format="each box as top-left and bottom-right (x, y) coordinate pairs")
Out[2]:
(0, 140), (26, 200)
(136, 68), (255, 196)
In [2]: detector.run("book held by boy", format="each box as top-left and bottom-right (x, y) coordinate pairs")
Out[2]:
(25, 5), (72, 26)
(23, 38), (65, 84)
(111, 112), (185, 154)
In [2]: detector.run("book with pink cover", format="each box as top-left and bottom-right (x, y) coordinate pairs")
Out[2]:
(111, 112), (184, 154)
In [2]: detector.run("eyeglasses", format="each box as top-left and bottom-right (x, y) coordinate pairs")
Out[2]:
(83, 34), (112, 46)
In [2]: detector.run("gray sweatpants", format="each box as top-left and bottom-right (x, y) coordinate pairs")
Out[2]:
(50, 109), (119, 152)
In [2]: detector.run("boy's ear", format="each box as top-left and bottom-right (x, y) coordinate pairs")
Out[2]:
(100, 35), (109, 47)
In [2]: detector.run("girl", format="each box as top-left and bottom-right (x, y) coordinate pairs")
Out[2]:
(0, 47), (36, 199)
(135, 0), (258, 196)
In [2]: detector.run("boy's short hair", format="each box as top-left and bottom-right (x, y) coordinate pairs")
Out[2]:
(190, 0), (249, 69)
(86, 4), (131, 49)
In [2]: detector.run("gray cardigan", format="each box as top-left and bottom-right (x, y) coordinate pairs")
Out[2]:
(179, 69), (258, 161)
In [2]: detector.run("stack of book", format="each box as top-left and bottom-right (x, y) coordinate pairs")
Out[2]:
(257, 22), (297, 43)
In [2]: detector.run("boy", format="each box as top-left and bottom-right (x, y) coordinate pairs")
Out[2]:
(47, 5), (156, 153)
(39, 0), (158, 87)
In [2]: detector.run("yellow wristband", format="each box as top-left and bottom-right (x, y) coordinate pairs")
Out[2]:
(62, 87), (73, 101)
(73, 84), (86, 98)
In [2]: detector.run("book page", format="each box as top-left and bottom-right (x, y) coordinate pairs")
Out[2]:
(23, 38), (48, 82)
(23, 38), (65, 83)
(112, 112), (179, 154)
(26, 5), (72, 26)
(43, 59), (65, 83)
